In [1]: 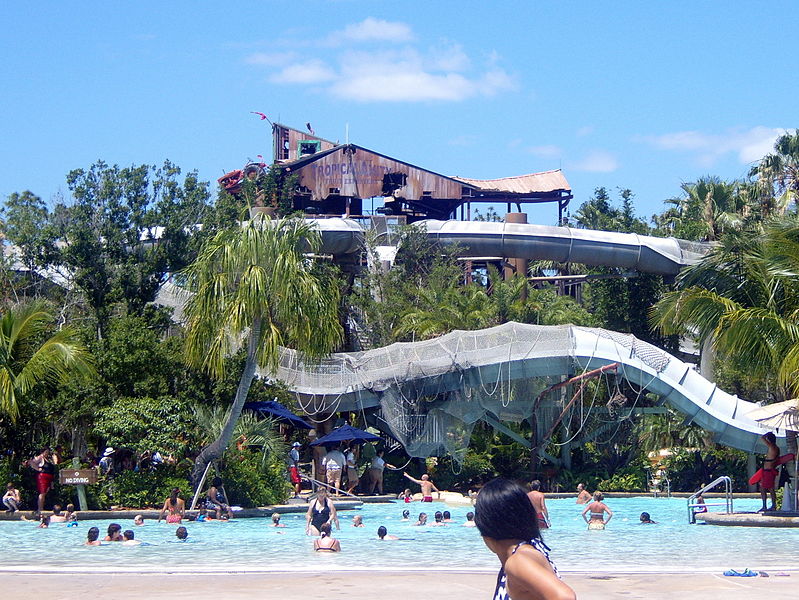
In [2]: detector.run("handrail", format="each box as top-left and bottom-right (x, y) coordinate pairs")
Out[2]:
(301, 474), (360, 500)
(687, 475), (733, 523)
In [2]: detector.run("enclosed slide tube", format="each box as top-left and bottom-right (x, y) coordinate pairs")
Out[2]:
(308, 218), (709, 275)
(417, 220), (709, 276)
(275, 322), (783, 455)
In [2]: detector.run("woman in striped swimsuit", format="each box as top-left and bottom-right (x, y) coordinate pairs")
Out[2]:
(475, 478), (575, 600)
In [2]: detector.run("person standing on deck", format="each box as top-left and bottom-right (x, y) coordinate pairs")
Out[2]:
(28, 447), (55, 515)
(288, 442), (302, 498)
(759, 432), (780, 512)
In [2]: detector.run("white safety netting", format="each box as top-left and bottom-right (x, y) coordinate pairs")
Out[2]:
(271, 322), (674, 458)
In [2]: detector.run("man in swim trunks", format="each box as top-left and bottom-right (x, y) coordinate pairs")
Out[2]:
(759, 432), (780, 512)
(575, 482), (592, 504)
(403, 472), (440, 501)
(288, 442), (302, 498)
(526, 480), (550, 529)
(28, 447), (55, 515)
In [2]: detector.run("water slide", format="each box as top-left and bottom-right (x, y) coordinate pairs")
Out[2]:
(310, 218), (711, 276)
(274, 322), (782, 455)
(282, 218), (778, 454)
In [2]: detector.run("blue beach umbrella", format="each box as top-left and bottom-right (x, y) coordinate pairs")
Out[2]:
(244, 400), (313, 429)
(310, 424), (380, 446)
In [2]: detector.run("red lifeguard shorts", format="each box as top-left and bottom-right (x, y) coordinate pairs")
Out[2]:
(760, 468), (778, 490)
(289, 466), (301, 485)
(36, 472), (54, 495)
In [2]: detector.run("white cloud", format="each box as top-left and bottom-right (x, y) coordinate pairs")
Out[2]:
(247, 20), (516, 103)
(338, 17), (414, 43)
(567, 150), (619, 173)
(270, 60), (337, 84)
(640, 126), (785, 166)
(244, 52), (297, 67)
(331, 70), (473, 102)
(527, 145), (562, 159)
(428, 43), (470, 72)
(576, 126), (594, 137)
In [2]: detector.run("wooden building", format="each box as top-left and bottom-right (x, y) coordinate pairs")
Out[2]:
(271, 123), (573, 222)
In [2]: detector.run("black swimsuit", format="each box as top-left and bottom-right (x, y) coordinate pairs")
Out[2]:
(311, 499), (331, 531)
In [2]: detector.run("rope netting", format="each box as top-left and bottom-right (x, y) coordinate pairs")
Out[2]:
(271, 322), (674, 460)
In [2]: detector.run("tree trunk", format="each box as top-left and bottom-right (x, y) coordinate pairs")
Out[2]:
(191, 316), (262, 488)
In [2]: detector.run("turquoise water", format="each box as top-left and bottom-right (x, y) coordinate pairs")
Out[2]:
(2, 497), (797, 572)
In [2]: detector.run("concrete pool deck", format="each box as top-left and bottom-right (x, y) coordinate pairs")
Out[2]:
(4, 571), (796, 599)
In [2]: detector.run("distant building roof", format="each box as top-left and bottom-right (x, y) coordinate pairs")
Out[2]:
(452, 169), (570, 195)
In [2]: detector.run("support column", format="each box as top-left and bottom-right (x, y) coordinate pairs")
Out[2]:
(503, 213), (529, 288)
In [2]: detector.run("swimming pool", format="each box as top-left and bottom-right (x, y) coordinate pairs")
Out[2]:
(2, 497), (796, 573)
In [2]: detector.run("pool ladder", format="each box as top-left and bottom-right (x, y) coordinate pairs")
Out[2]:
(687, 475), (733, 523)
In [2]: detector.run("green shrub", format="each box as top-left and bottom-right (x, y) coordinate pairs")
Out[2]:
(221, 451), (290, 507)
(96, 465), (190, 508)
(596, 468), (646, 492)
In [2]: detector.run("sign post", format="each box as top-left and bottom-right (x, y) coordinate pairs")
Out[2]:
(59, 458), (97, 511)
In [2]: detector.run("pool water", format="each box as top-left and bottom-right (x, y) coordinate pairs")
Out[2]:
(3, 497), (797, 572)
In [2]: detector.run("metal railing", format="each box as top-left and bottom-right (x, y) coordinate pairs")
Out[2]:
(687, 476), (733, 523)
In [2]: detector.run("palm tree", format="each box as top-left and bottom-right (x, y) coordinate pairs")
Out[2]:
(0, 302), (94, 420)
(393, 283), (491, 340)
(751, 130), (799, 214)
(650, 221), (799, 390)
(658, 177), (747, 241)
(191, 404), (285, 464)
(181, 215), (342, 486)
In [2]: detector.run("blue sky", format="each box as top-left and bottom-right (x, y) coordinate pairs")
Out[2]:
(1, 1), (796, 225)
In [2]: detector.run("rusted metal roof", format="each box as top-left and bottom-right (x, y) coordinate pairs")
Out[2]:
(452, 169), (570, 195)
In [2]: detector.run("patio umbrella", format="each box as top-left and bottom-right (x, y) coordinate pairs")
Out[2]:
(244, 400), (312, 429)
(746, 399), (799, 431)
(310, 424), (380, 446)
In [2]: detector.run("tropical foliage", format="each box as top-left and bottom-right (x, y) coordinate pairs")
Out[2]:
(181, 214), (342, 484)
(0, 302), (94, 420)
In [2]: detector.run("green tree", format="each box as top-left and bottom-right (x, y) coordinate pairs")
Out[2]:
(651, 217), (799, 403)
(53, 160), (211, 336)
(181, 215), (342, 486)
(0, 302), (95, 420)
(750, 130), (799, 214)
(654, 177), (747, 241)
(0, 191), (58, 279)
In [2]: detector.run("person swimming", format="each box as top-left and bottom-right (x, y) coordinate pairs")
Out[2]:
(313, 522), (341, 552)
(377, 526), (399, 540)
(639, 512), (657, 524)
(85, 526), (102, 546)
(271, 512), (286, 527)
(401, 509), (410, 521)
(413, 512), (428, 526)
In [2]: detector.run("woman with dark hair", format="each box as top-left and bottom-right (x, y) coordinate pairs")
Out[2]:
(158, 488), (185, 523)
(475, 478), (574, 600)
(85, 526), (102, 546)
(103, 523), (123, 542)
(313, 522), (341, 552)
(305, 487), (339, 536)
